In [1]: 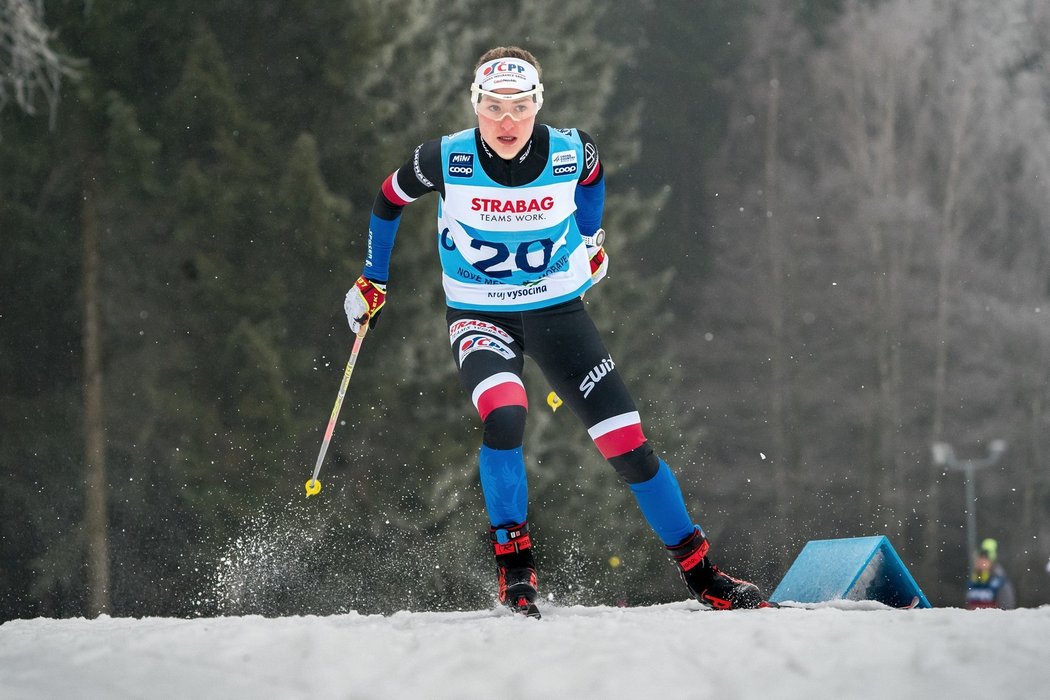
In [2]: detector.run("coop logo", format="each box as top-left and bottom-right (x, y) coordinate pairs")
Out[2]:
(554, 151), (579, 176)
(483, 61), (528, 77)
(552, 150), (578, 176)
(448, 153), (474, 177)
(471, 196), (555, 213)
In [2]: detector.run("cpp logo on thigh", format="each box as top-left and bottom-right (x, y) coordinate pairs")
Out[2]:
(458, 334), (515, 365)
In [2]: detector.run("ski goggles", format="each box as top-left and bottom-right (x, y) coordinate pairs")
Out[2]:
(470, 85), (544, 122)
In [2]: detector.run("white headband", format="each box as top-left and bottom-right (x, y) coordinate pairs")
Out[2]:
(473, 58), (542, 93)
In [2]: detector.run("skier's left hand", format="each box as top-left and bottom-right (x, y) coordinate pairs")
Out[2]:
(588, 225), (613, 283)
(588, 247), (608, 285)
(585, 227), (608, 285)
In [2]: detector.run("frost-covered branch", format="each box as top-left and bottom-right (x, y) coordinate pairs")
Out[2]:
(0, 0), (80, 127)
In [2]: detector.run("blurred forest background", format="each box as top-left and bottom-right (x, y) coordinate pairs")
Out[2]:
(2, 0), (1049, 621)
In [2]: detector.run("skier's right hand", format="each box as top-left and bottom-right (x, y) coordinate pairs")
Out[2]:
(344, 276), (386, 334)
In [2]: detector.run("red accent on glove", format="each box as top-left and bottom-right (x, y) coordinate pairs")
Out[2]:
(356, 276), (386, 316)
(589, 247), (606, 276)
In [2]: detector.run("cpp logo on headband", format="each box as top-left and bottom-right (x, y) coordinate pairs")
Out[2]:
(483, 61), (528, 77)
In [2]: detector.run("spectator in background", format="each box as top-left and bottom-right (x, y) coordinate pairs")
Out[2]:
(965, 537), (1017, 610)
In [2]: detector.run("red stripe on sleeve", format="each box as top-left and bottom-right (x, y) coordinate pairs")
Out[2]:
(381, 173), (411, 206)
(476, 382), (528, 421)
(593, 424), (646, 459)
(579, 161), (602, 186)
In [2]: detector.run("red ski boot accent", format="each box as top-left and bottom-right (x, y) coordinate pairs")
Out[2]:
(667, 527), (765, 610)
(491, 522), (540, 618)
(507, 595), (541, 619)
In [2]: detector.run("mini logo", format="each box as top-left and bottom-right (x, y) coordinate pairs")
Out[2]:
(448, 152), (474, 177)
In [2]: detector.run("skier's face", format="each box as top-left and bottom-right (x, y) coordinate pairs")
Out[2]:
(477, 89), (536, 159)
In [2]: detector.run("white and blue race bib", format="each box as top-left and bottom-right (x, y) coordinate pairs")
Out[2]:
(437, 127), (592, 310)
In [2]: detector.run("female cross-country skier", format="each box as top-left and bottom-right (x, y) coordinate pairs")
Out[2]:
(344, 46), (765, 616)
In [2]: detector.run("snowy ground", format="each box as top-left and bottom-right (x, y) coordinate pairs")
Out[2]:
(2, 601), (1048, 700)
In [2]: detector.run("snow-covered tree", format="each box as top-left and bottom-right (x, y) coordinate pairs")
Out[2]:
(705, 0), (1050, 601)
(0, 0), (78, 127)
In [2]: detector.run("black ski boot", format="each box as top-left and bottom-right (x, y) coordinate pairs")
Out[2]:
(491, 521), (541, 619)
(667, 527), (765, 610)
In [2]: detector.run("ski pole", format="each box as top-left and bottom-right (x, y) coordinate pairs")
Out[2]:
(305, 325), (369, 497)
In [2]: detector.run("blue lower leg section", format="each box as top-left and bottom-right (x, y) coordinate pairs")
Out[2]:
(628, 460), (697, 546)
(479, 445), (528, 526)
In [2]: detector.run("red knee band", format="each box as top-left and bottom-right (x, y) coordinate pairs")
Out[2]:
(588, 412), (647, 459)
(473, 373), (528, 421)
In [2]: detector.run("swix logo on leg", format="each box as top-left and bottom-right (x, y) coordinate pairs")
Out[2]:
(580, 355), (615, 398)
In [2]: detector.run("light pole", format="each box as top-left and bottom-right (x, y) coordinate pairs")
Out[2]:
(931, 439), (1007, 566)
